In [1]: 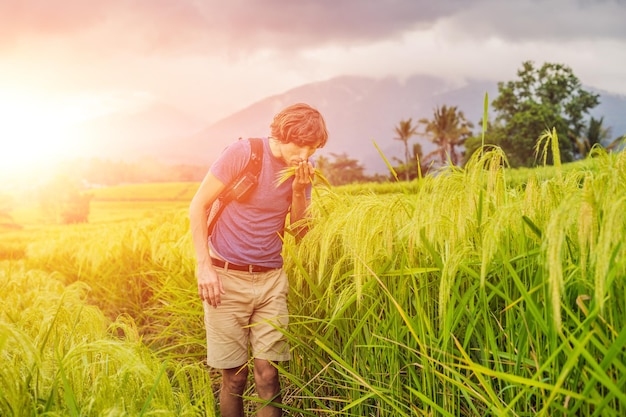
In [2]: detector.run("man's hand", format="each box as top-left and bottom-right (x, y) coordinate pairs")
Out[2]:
(197, 264), (225, 308)
(292, 160), (314, 194)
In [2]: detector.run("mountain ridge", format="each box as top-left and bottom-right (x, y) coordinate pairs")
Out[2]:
(75, 74), (625, 175)
(184, 75), (500, 174)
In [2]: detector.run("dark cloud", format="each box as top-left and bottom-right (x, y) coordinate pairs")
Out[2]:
(1, 0), (624, 55)
(456, 0), (626, 42)
(1, 0), (624, 123)
(206, 0), (465, 48)
(0, 0), (466, 53)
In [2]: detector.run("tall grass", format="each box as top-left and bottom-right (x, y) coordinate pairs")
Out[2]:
(282, 139), (626, 415)
(0, 264), (213, 416)
(2, 138), (624, 415)
(20, 211), (206, 360)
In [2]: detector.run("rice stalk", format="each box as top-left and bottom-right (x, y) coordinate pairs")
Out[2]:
(4, 144), (626, 415)
(543, 192), (579, 329)
(592, 194), (626, 312)
(275, 166), (331, 187)
(1, 245), (212, 416)
(373, 139), (400, 182)
(577, 175), (597, 282)
(535, 128), (563, 181)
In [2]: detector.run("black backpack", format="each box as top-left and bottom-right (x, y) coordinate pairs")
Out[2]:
(207, 138), (264, 236)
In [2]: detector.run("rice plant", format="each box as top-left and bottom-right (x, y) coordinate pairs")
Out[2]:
(0, 265), (214, 416)
(282, 139), (626, 415)
(2, 136), (624, 416)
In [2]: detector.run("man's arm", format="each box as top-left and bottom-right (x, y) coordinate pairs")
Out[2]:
(289, 160), (315, 239)
(189, 172), (226, 308)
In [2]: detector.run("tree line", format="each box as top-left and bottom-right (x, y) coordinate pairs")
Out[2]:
(389, 61), (624, 182)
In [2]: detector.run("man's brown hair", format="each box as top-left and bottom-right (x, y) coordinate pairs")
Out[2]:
(270, 103), (328, 148)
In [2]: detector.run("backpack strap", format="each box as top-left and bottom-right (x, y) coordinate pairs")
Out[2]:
(219, 138), (263, 203)
(247, 138), (263, 179)
(207, 138), (264, 236)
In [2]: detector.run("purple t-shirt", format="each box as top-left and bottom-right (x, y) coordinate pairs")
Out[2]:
(209, 137), (311, 268)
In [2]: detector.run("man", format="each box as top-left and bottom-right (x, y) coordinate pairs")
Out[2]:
(189, 103), (328, 417)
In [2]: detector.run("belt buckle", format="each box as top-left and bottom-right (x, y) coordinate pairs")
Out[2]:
(248, 264), (254, 273)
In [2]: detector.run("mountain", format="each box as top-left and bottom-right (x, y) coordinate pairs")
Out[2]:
(182, 75), (499, 174)
(589, 87), (626, 144)
(72, 75), (625, 175)
(182, 75), (625, 174)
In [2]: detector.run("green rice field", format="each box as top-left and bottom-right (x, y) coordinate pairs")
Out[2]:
(1, 144), (625, 416)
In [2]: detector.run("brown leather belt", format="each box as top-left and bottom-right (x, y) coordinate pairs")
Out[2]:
(210, 257), (276, 273)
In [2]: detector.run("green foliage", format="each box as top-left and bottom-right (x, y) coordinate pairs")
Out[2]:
(505, 156), (600, 189)
(462, 134), (484, 164)
(22, 212), (204, 360)
(283, 146), (626, 415)
(419, 105), (474, 167)
(390, 142), (427, 181)
(607, 134), (626, 152)
(3, 143), (626, 415)
(583, 116), (613, 153)
(0, 265), (213, 416)
(316, 153), (380, 185)
(393, 118), (419, 181)
(488, 61), (600, 167)
(462, 93), (490, 166)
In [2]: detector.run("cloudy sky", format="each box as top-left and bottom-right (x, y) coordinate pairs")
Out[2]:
(1, 0), (625, 172)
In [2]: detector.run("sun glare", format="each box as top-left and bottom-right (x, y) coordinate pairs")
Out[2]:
(0, 89), (113, 178)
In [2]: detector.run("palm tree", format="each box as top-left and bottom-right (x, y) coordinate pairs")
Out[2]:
(580, 116), (612, 154)
(607, 134), (625, 152)
(393, 118), (418, 181)
(419, 105), (474, 166)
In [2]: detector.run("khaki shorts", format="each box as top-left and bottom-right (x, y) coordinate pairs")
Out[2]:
(203, 266), (291, 369)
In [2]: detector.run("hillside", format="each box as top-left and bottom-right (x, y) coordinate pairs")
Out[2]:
(180, 75), (626, 174)
(69, 75), (626, 175)
(182, 75), (500, 174)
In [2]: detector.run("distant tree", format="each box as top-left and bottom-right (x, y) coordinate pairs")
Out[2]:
(391, 142), (428, 180)
(462, 117), (500, 165)
(607, 134), (626, 152)
(60, 192), (93, 224)
(462, 135), (483, 166)
(39, 175), (92, 224)
(393, 118), (419, 181)
(488, 61), (599, 166)
(316, 153), (372, 186)
(419, 105), (473, 166)
(582, 116), (612, 154)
